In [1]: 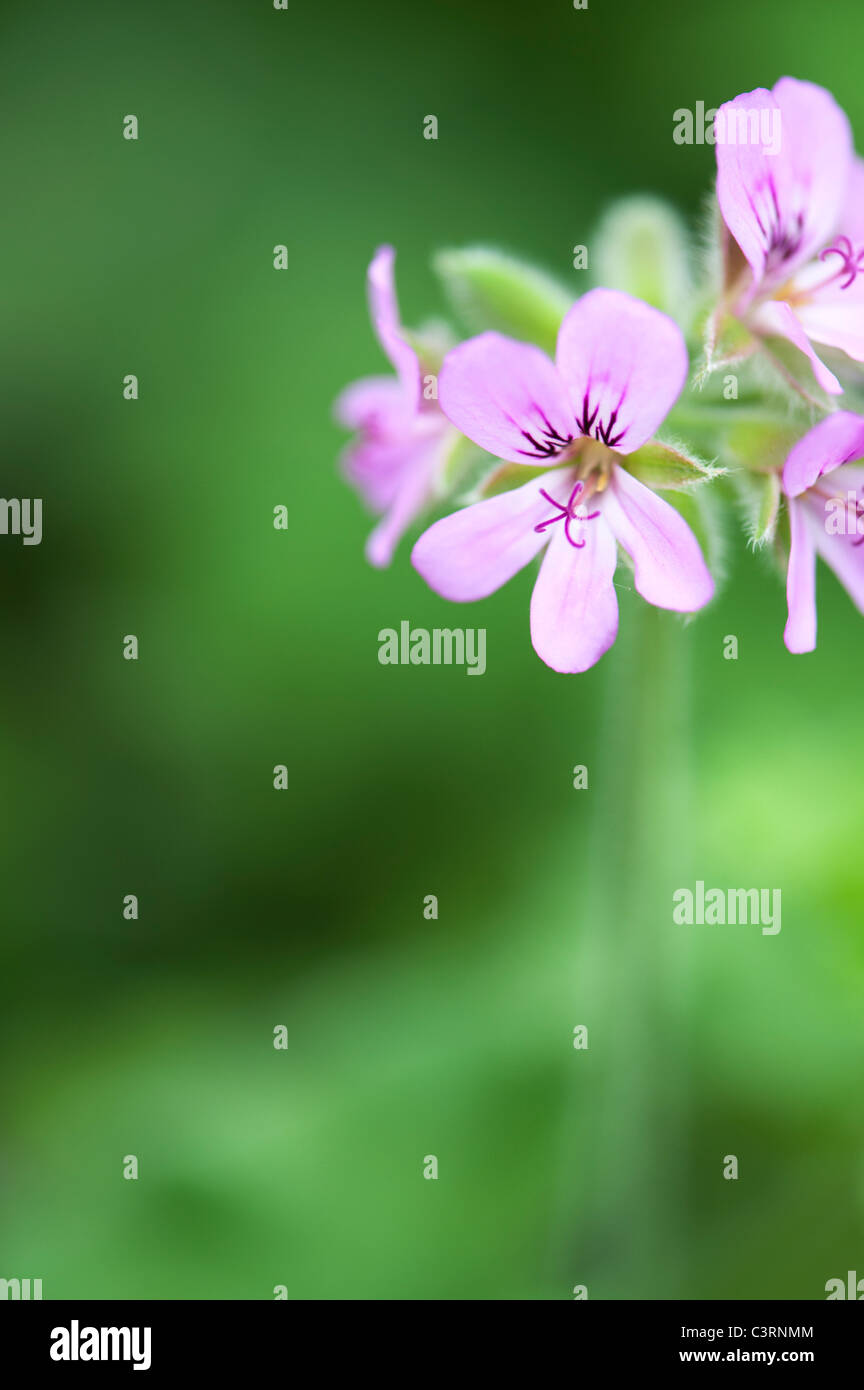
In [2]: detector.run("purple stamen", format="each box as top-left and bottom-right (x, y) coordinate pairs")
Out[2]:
(534, 482), (601, 549)
(819, 235), (864, 290)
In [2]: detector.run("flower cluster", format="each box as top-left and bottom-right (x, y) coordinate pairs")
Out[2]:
(336, 78), (864, 672)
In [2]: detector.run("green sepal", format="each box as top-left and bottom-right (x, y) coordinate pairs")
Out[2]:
(732, 469), (782, 547)
(433, 247), (571, 357)
(476, 461), (555, 499)
(436, 431), (493, 497)
(622, 439), (725, 492)
(693, 307), (756, 388)
(591, 196), (691, 316)
(402, 318), (457, 374)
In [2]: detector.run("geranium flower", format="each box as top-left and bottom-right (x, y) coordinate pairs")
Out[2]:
(335, 246), (455, 567)
(782, 411), (864, 652)
(411, 289), (714, 673)
(715, 77), (864, 395)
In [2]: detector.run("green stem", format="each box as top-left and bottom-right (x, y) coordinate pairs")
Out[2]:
(551, 596), (693, 1298)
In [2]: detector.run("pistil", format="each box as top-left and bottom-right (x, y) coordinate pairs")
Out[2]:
(534, 480), (601, 549)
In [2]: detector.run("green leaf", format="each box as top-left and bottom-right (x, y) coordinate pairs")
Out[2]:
(623, 439), (725, 492)
(433, 247), (571, 356)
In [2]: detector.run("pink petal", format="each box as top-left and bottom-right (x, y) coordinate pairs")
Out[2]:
(529, 514), (619, 673)
(782, 411), (864, 497)
(343, 417), (439, 512)
(715, 87), (785, 286)
(828, 462), (864, 496)
(599, 465), (714, 611)
(716, 80), (853, 288)
(368, 245), (420, 410)
(411, 471), (558, 601)
(365, 433), (446, 569)
(838, 155), (864, 244)
(335, 375), (408, 436)
(772, 78), (853, 260)
(795, 278), (864, 365)
(342, 437), (409, 511)
(751, 299), (843, 395)
(555, 289), (688, 454)
(784, 499), (817, 653)
(810, 497), (864, 615)
(437, 333), (574, 465)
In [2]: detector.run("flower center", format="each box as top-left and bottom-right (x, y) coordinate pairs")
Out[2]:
(534, 480), (601, 549)
(515, 392), (627, 461)
(780, 234), (864, 306)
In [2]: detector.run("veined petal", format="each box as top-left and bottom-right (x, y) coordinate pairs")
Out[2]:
(751, 299), (843, 395)
(782, 411), (864, 497)
(784, 498), (817, 653)
(772, 78), (853, 261)
(529, 514), (619, 673)
(600, 465), (714, 611)
(368, 245), (421, 410)
(716, 80), (853, 288)
(437, 332), (574, 465)
(555, 289), (688, 454)
(715, 87), (786, 286)
(411, 470), (558, 601)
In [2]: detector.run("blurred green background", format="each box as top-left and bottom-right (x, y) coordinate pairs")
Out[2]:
(1, 0), (862, 1300)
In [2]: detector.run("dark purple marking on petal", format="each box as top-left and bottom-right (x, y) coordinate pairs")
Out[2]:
(513, 405), (575, 460)
(575, 387), (628, 450)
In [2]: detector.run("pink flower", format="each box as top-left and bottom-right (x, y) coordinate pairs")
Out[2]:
(716, 78), (864, 396)
(335, 246), (453, 567)
(411, 289), (714, 673)
(782, 411), (864, 652)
